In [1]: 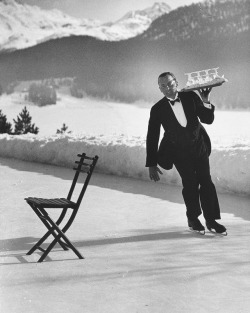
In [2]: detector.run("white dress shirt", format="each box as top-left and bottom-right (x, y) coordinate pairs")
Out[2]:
(167, 95), (187, 127)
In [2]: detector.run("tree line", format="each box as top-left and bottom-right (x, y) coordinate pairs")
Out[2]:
(0, 77), (84, 106)
(0, 107), (71, 135)
(0, 107), (39, 135)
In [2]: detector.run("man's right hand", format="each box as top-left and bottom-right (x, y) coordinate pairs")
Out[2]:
(149, 166), (163, 182)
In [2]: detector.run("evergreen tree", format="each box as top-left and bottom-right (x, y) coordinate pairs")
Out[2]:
(13, 106), (39, 135)
(56, 123), (71, 134)
(0, 110), (12, 134)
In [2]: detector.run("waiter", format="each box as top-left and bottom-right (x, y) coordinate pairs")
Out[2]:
(146, 72), (226, 234)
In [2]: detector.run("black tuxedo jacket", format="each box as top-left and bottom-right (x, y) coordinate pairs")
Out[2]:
(146, 91), (215, 169)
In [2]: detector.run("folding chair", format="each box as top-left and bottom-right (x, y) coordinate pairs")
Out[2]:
(25, 153), (98, 262)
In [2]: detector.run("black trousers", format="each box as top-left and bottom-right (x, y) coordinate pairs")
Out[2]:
(174, 150), (221, 222)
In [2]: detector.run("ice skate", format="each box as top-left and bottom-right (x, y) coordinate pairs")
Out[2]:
(188, 218), (205, 235)
(206, 220), (227, 236)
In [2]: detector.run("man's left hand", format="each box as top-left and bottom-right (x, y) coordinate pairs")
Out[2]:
(198, 87), (212, 103)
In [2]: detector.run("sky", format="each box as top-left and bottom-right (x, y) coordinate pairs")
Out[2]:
(20, 0), (205, 22)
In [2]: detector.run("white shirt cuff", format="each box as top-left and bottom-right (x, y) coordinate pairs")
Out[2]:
(203, 102), (212, 109)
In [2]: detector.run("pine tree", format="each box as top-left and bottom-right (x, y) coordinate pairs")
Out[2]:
(0, 110), (12, 134)
(13, 106), (39, 135)
(56, 123), (71, 134)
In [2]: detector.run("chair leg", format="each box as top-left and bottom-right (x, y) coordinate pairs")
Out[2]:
(27, 204), (84, 262)
(27, 204), (68, 255)
(27, 226), (68, 255)
(38, 213), (84, 262)
(38, 230), (84, 262)
(38, 234), (62, 262)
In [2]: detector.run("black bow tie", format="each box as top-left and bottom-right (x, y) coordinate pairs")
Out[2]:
(169, 98), (180, 106)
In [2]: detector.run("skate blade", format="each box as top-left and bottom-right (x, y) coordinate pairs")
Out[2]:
(207, 228), (227, 236)
(189, 227), (205, 235)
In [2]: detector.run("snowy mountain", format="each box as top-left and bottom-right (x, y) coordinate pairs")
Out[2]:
(0, 0), (171, 51)
(101, 2), (171, 40)
(0, 0), (101, 51)
(0, 0), (248, 108)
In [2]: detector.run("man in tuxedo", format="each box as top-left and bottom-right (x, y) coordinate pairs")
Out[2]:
(146, 72), (226, 234)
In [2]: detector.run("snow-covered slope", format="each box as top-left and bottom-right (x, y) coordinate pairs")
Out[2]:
(0, 0), (102, 51)
(0, 0), (171, 51)
(101, 2), (171, 41)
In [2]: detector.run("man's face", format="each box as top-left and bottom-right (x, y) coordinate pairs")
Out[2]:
(158, 75), (178, 97)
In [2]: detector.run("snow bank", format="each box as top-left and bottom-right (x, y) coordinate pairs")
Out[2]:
(0, 133), (249, 196)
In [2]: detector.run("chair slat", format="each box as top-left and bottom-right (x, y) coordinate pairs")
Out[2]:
(77, 154), (94, 160)
(74, 161), (90, 166)
(49, 199), (64, 205)
(59, 198), (76, 206)
(44, 199), (58, 204)
(31, 197), (45, 204)
(46, 199), (65, 206)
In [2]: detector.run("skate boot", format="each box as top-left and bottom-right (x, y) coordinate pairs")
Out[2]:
(188, 218), (205, 235)
(206, 220), (227, 235)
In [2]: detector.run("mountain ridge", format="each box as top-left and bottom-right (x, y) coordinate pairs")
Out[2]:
(0, 0), (249, 109)
(0, 0), (171, 51)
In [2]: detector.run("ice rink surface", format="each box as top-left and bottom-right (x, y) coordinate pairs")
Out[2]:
(0, 157), (249, 313)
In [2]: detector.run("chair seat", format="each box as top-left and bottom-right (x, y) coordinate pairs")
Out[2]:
(25, 197), (76, 208)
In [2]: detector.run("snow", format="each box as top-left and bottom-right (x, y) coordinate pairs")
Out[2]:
(1, 4), (250, 310)
(0, 91), (250, 196)
(0, 92), (250, 313)
(0, 1), (170, 51)
(0, 154), (250, 313)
